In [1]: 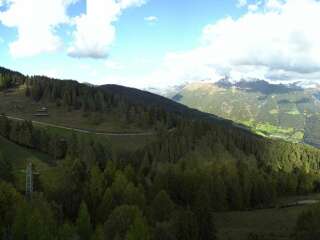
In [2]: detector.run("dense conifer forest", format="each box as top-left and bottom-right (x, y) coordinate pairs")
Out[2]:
(1, 67), (320, 239)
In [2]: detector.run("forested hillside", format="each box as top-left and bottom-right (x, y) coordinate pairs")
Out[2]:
(1, 67), (320, 239)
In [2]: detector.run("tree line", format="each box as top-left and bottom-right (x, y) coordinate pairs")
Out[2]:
(1, 113), (320, 239)
(0, 67), (25, 90)
(25, 76), (176, 128)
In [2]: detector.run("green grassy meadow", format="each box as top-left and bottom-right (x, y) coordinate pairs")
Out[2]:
(214, 206), (308, 240)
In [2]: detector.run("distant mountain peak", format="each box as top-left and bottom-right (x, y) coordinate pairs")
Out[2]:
(214, 78), (303, 95)
(216, 77), (233, 88)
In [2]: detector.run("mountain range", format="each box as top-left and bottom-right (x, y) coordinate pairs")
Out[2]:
(165, 79), (320, 147)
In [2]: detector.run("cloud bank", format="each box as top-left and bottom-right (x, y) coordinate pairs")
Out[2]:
(0, 0), (145, 58)
(0, 0), (76, 57)
(147, 0), (320, 89)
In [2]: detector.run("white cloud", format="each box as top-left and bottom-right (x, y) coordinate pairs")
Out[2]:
(68, 0), (146, 58)
(265, 0), (285, 10)
(144, 16), (158, 23)
(248, 2), (261, 12)
(118, 0), (146, 9)
(0, 0), (76, 58)
(237, 0), (247, 8)
(142, 0), (320, 90)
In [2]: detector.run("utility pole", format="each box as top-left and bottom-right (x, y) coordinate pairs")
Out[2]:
(25, 162), (33, 199)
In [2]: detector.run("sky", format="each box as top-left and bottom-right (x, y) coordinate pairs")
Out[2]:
(1, 0), (320, 90)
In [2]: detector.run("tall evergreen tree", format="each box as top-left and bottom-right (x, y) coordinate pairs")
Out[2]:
(76, 202), (92, 240)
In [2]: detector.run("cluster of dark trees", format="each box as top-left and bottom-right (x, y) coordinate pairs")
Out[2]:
(0, 115), (67, 160)
(0, 133), (216, 240)
(1, 67), (320, 239)
(0, 67), (25, 90)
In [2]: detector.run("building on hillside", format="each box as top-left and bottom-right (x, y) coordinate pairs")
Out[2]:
(33, 106), (49, 117)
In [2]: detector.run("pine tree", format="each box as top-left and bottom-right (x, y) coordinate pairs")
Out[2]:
(90, 225), (104, 240)
(195, 186), (217, 240)
(126, 214), (150, 240)
(58, 222), (76, 240)
(151, 190), (174, 223)
(86, 164), (104, 224)
(76, 202), (92, 240)
(172, 210), (199, 240)
(0, 152), (13, 182)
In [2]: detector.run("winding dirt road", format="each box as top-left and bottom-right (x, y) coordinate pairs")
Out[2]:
(6, 116), (157, 136)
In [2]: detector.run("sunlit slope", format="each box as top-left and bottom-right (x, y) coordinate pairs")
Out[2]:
(171, 80), (320, 146)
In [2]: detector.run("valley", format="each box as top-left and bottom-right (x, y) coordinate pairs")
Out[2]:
(168, 80), (320, 147)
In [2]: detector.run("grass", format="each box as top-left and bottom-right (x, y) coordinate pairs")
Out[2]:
(214, 193), (320, 240)
(287, 109), (300, 115)
(0, 87), (156, 152)
(214, 206), (309, 240)
(33, 122), (155, 153)
(269, 109), (279, 115)
(0, 86), (149, 133)
(255, 122), (294, 135)
(291, 131), (304, 142)
(240, 120), (305, 143)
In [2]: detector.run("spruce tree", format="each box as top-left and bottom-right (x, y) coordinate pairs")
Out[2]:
(76, 202), (92, 240)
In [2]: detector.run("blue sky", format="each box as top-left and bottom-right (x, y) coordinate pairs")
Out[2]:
(1, 0), (320, 89)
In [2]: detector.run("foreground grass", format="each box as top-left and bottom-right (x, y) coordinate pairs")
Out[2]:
(35, 122), (155, 153)
(214, 205), (310, 240)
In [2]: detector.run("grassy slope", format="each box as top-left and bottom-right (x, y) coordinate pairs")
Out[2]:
(0, 86), (156, 152)
(215, 206), (306, 240)
(41, 123), (155, 153)
(0, 85), (149, 133)
(215, 194), (320, 240)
